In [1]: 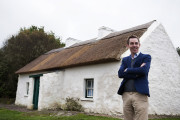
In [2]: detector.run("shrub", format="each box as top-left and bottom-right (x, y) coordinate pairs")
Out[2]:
(64, 97), (84, 112)
(50, 102), (63, 110)
(0, 98), (15, 104)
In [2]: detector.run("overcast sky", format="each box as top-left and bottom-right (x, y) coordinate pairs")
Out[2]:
(0, 0), (180, 48)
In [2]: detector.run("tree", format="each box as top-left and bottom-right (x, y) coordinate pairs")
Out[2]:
(177, 47), (180, 56)
(0, 49), (9, 97)
(0, 26), (65, 98)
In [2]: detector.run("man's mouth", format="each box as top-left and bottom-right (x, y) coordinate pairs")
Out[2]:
(132, 48), (137, 51)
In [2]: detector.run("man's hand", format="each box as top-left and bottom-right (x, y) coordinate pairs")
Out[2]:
(140, 63), (146, 67)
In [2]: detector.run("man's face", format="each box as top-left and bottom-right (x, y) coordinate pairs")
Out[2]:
(127, 38), (140, 55)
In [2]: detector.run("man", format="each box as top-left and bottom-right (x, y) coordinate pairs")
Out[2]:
(117, 35), (151, 120)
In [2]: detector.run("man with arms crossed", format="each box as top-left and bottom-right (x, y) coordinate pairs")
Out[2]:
(118, 35), (151, 120)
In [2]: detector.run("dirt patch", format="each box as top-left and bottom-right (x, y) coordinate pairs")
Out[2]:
(0, 103), (180, 119)
(0, 103), (33, 112)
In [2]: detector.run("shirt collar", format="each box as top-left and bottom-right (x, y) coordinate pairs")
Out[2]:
(131, 52), (140, 59)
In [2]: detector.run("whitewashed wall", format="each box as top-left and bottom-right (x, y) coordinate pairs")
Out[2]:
(140, 23), (180, 115)
(38, 71), (64, 110)
(15, 75), (29, 106)
(15, 62), (123, 115)
(15, 73), (44, 108)
(61, 62), (123, 115)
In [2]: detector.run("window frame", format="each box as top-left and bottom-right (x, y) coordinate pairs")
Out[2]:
(85, 78), (94, 98)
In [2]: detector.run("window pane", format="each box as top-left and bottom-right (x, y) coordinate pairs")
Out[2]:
(27, 82), (29, 95)
(87, 80), (92, 88)
(87, 89), (92, 96)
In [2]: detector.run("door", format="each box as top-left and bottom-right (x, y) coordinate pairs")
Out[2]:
(33, 77), (40, 110)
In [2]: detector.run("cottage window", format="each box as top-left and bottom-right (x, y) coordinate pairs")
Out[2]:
(85, 79), (94, 98)
(26, 82), (29, 95)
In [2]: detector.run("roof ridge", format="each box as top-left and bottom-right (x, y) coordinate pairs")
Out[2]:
(45, 20), (155, 54)
(101, 20), (156, 40)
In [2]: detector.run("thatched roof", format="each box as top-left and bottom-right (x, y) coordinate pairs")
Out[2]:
(16, 21), (155, 74)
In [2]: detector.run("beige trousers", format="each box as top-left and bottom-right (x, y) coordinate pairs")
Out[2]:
(122, 92), (148, 120)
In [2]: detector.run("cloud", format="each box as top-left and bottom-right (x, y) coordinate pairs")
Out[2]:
(0, 0), (180, 47)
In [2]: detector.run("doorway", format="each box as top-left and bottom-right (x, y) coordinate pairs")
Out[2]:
(33, 77), (40, 110)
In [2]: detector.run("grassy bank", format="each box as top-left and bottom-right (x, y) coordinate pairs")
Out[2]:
(0, 108), (180, 120)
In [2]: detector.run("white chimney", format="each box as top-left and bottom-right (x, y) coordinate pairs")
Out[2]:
(65, 37), (81, 48)
(97, 26), (115, 39)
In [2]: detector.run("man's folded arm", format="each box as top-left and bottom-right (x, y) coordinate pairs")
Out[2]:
(126, 55), (151, 75)
(118, 58), (137, 79)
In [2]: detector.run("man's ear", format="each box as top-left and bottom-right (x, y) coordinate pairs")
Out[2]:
(126, 44), (129, 48)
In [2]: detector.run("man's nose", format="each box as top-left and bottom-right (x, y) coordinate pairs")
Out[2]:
(132, 44), (136, 46)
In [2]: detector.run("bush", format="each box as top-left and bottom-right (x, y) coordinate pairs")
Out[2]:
(0, 98), (15, 104)
(42, 97), (84, 112)
(64, 97), (84, 112)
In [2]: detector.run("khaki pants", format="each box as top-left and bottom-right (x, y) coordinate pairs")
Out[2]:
(122, 92), (148, 120)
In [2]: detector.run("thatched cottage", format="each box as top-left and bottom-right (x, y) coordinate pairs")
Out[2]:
(15, 20), (180, 115)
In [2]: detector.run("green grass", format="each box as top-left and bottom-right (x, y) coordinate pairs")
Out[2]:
(0, 108), (120, 120)
(0, 108), (180, 120)
(149, 119), (180, 120)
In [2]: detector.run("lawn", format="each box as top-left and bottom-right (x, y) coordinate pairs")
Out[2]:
(0, 108), (119, 120)
(0, 108), (180, 120)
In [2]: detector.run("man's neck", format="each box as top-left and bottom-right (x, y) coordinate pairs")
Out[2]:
(131, 52), (140, 59)
(131, 53), (135, 57)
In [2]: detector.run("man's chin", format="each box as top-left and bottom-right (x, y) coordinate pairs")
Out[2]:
(130, 49), (138, 53)
(132, 51), (138, 54)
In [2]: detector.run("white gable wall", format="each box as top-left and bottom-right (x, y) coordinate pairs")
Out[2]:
(140, 23), (180, 115)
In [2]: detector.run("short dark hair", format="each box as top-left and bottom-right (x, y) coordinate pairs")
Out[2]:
(127, 35), (140, 45)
